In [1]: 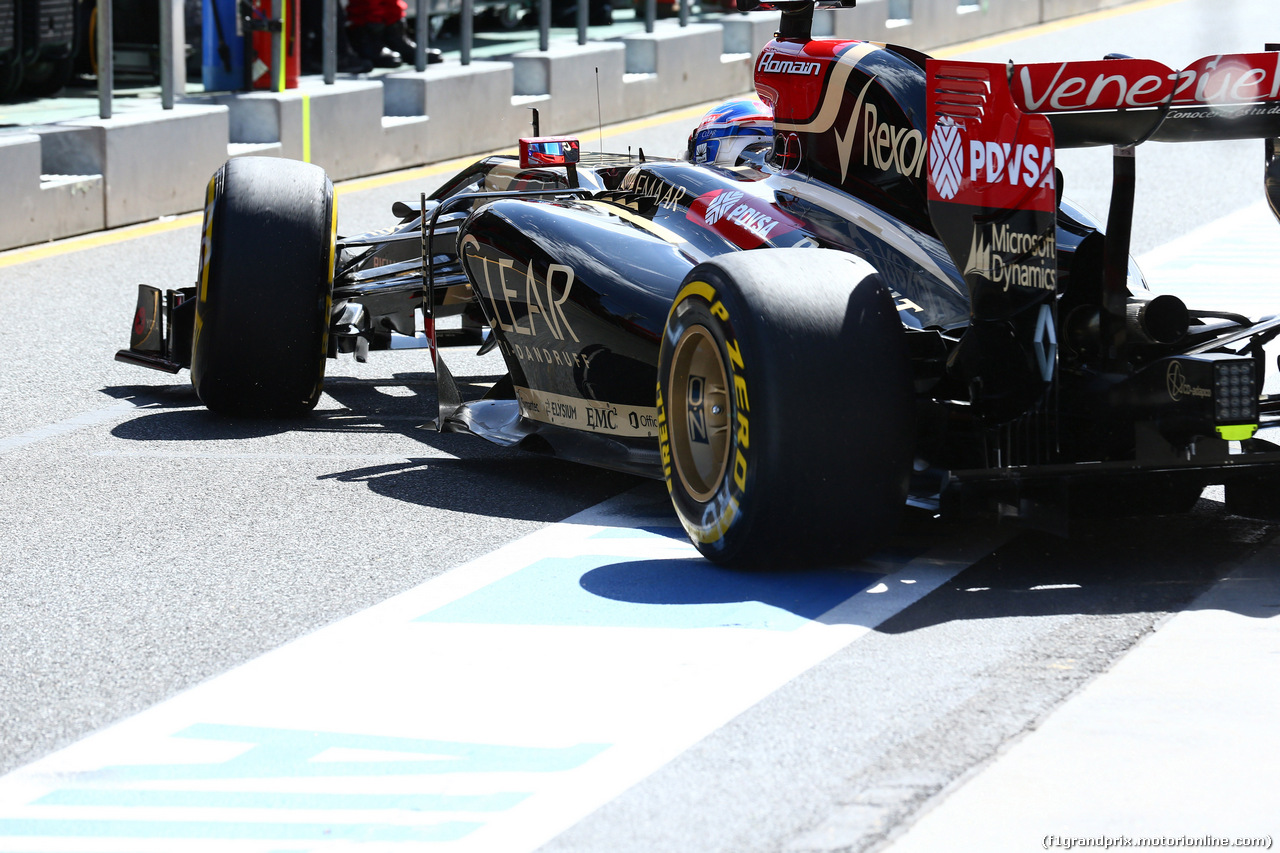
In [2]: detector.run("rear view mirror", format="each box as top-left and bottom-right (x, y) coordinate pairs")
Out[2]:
(520, 137), (581, 169)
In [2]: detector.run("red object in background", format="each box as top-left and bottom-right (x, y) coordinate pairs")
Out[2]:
(249, 0), (299, 90)
(346, 0), (408, 28)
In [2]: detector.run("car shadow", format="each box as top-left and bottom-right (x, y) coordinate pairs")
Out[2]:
(319, 455), (644, 522)
(874, 500), (1280, 632)
(100, 379), (1280, 626)
(555, 509), (962, 629)
(577, 553), (884, 624)
(561, 499), (1280, 629)
(100, 372), (643, 522)
(100, 382), (204, 409)
(102, 371), (505, 442)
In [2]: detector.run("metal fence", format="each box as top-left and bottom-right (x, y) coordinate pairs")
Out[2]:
(91, 0), (710, 119)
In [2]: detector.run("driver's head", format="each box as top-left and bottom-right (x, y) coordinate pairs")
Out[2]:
(687, 97), (773, 167)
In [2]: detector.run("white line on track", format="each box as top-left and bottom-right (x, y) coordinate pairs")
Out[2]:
(1139, 201), (1280, 395)
(1140, 201), (1280, 321)
(0, 490), (1004, 852)
(0, 397), (436, 458)
(883, 546), (1280, 851)
(0, 401), (143, 456)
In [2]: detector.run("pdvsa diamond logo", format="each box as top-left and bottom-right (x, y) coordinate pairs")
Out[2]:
(703, 190), (744, 225)
(929, 119), (964, 200)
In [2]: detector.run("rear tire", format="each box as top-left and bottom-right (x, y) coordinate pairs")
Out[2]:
(191, 157), (336, 416)
(657, 249), (914, 568)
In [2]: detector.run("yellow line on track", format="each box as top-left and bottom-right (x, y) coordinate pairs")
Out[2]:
(0, 0), (1176, 270)
(0, 214), (206, 270)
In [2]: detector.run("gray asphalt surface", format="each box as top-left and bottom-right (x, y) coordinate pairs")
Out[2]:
(0, 1), (1277, 850)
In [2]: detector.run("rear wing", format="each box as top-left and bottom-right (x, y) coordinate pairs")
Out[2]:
(925, 50), (1280, 291)
(1008, 51), (1280, 147)
(1009, 49), (1280, 228)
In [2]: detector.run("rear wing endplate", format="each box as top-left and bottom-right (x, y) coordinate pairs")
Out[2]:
(924, 59), (1059, 419)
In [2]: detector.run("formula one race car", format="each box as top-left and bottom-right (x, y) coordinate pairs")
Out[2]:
(118, 0), (1280, 567)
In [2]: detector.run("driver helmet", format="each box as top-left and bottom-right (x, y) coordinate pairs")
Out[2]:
(687, 97), (773, 166)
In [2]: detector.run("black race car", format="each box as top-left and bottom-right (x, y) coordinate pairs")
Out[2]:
(118, 0), (1280, 567)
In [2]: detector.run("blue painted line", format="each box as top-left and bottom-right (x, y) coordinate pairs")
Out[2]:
(0, 818), (478, 842)
(417, 555), (880, 630)
(70, 725), (607, 783)
(36, 789), (529, 812)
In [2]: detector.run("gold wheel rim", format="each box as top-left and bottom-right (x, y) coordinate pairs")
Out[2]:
(667, 324), (732, 502)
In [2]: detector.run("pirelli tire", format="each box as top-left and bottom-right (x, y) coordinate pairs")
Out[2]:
(657, 249), (915, 568)
(191, 157), (336, 417)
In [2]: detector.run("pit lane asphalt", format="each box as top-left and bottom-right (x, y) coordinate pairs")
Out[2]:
(0, 1), (1277, 849)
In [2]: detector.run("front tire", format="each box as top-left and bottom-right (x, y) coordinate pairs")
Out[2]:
(657, 249), (914, 568)
(191, 157), (336, 417)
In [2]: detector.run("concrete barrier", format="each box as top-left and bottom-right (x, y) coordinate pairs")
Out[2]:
(841, 0), (1038, 45)
(0, 132), (103, 248)
(0, 0), (1143, 252)
(1042, 0), (1136, 20)
(28, 104), (228, 231)
(511, 42), (628, 134)
(621, 22), (755, 118)
(383, 60), (537, 163)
